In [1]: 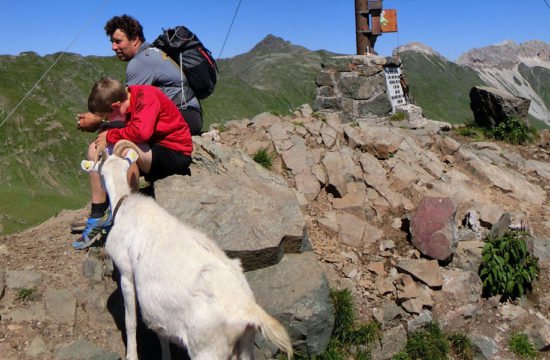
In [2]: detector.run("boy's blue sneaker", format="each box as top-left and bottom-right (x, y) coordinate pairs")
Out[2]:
(72, 209), (113, 250)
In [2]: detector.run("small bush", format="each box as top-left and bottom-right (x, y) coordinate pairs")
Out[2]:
(253, 148), (273, 169)
(448, 332), (474, 360)
(390, 111), (406, 122)
(479, 231), (539, 301)
(316, 289), (381, 360)
(391, 352), (411, 360)
(509, 332), (537, 359)
(404, 322), (449, 360)
(490, 118), (537, 145)
(16, 288), (35, 302)
(454, 125), (485, 140)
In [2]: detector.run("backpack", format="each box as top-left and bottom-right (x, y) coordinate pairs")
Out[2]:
(152, 26), (218, 100)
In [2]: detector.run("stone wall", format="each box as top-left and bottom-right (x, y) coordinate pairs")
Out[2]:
(313, 55), (402, 122)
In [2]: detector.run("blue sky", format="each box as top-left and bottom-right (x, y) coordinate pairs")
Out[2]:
(1, 0), (549, 61)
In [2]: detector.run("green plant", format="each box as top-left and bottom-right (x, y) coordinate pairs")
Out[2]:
(404, 322), (449, 360)
(454, 124), (485, 140)
(448, 332), (474, 360)
(314, 289), (381, 360)
(490, 118), (537, 145)
(390, 111), (406, 122)
(391, 352), (411, 360)
(479, 231), (539, 301)
(509, 332), (537, 359)
(253, 148), (273, 169)
(16, 288), (35, 302)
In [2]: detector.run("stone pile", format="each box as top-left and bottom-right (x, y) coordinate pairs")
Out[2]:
(214, 104), (550, 359)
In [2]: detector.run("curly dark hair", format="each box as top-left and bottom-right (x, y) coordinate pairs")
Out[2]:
(104, 15), (145, 42)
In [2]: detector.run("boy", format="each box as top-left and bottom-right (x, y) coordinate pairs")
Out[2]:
(73, 77), (192, 250)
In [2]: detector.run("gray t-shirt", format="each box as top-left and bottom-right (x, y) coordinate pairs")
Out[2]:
(126, 43), (200, 111)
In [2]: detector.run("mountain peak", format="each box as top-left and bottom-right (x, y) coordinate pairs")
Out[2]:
(251, 35), (295, 52)
(393, 42), (444, 59)
(457, 40), (550, 69)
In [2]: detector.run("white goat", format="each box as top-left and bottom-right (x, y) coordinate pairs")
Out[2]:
(81, 140), (293, 360)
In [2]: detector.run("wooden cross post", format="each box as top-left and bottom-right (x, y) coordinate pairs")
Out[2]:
(355, 0), (383, 55)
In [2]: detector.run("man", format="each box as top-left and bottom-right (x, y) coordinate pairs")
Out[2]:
(78, 15), (203, 135)
(73, 77), (193, 250)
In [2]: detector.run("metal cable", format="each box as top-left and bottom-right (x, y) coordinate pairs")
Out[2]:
(0, 0), (111, 129)
(217, 0), (243, 61)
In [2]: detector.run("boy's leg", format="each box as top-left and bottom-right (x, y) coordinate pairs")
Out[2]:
(72, 142), (111, 249)
(120, 143), (152, 192)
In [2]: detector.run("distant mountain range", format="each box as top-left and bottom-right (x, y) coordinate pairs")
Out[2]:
(0, 35), (548, 234)
(395, 40), (550, 128)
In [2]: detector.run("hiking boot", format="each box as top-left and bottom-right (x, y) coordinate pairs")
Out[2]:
(70, 219), (87, 233)
(72, 209), (113, 250)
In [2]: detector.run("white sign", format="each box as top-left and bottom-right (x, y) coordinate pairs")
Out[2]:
(384, 66), (406, 112)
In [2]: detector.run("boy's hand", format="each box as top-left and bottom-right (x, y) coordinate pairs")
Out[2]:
(77, 112), (102, 132)
(94, 131), (108, 150)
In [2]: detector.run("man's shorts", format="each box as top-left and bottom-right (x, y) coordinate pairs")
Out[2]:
(142, 143), (191, 182)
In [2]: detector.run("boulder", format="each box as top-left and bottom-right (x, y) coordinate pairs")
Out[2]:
(410, 197), (458, 261)
(469, 86), (531, 129)
(155, 137), (308, 271)
(246, 252), (334, 358)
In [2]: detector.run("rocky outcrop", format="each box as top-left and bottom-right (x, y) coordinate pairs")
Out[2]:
(470, 85), (531, 128)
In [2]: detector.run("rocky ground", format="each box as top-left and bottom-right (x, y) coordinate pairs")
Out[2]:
(1, 108), (550, 359)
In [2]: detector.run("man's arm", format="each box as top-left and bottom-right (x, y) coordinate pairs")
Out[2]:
(77, 112), (103, 132)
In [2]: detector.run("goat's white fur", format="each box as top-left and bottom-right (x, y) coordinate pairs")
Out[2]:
(82, 140), (293, 360)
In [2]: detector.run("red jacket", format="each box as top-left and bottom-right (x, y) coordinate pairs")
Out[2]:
(106, 85), (193, 156)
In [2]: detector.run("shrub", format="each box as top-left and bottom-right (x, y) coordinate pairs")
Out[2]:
(509, 332), (537, 359)
(454, 124), (485, 140)
(479, 231), (539, 301)
(253, 148), (273, 169)
(490, 118), (537, 145)
(404, 322), (449, 360)
(448, 332), (474, 360)
(391, 352), (411, 360)
(316, 289), (382, 360)
(16, 288), (35, 302)
(390, 111), (406, 122)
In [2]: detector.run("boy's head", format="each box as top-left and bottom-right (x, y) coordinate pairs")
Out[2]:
(88, 77), (128, 115)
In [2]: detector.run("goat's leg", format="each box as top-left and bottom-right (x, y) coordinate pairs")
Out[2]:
(159, 335), (171, 360)
(120, 274), (139, 360)
(235, 326), (256, 360)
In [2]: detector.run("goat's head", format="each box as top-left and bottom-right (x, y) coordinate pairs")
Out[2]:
(81, 140), (140, 197)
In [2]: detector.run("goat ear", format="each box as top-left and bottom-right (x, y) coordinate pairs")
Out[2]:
(124, 149), (139, 164)
(81, 160), (98, 173)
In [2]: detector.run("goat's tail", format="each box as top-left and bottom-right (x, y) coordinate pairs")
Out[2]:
(253, 304), (293, 359)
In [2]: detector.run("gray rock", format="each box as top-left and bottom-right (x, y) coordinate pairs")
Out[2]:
(0, 269), (5, 300)
(5, 270), (42, 290)
(470, 334), (499, 360)
(55, 340), (120, 360)
(83, 253), (103, 284)
(396, 259), (443, 289)
(3, 303), (46, 322)
(246, 252), (334, 357)
(0, 244), (8, 255)
(26, 336), (49, 357)
(371, 324), (407, 360)
(156, 138), (307, 271)
(44, 288), (76, 324)
(406, 310), (433, 333)
(470, 86), (531, 129)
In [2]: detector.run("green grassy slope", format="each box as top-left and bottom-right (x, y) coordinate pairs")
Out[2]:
(399, 51), (488, 124)
(0, 52), (125, 234)
(0, 37), (328, 234)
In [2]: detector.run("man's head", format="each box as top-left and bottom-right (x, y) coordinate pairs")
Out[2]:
(105, 15), (145, 62)
(88, 77), (128, 118)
